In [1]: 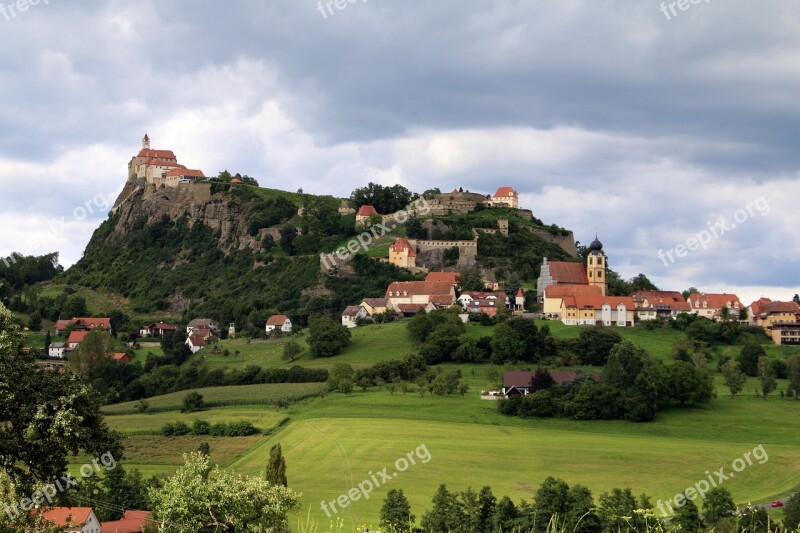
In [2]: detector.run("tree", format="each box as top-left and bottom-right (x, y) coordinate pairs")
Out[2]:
(350, 182), (414, 214)
(420, 485), (465, 533)
(380, 488), (414, 533)
(328, 363), (355, 393)
(534, 476), (571, 529)
(738, 342), (766, 377)
(493, 496), (519, 532)
(149, 453), (299, 532)
(457, 267), (485, 292)
(265, 443), (287, 487)
(308, 315), (351, 357)
(28, 310), (42, 331)
(783, 492), (800, 531)
(68, 328), (116, 380)
(757, 356), (776, 398)
(457, 380), (470, 397)
(787, 355), (800, 399)
(598, 487), (644, 532)
(794, 294), (800, 304)
(181, 392), (206, 413)
(703, 487), (736, 525)
(198, 442), (211, 457)
(282, 340), (303, 362)
(721, 359), (747, 398)
(279, 225), (296, 255)
(672, 495), (704, 532)
(476, 486), (497, 533)
(578, 327), (622, 366)
(0, 302), (121, 492)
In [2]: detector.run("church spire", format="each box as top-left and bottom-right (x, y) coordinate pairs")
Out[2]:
(142, 133), (150, 150)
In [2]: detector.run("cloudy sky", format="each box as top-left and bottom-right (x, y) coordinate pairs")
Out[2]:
(0, 0), (798, 304)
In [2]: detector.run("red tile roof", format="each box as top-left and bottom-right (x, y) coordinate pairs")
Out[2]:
(632, 290), (686, 304)
(74, 317), (112, 330)
(67, 331), (89, 345)
(136, 149), (176, 159)
(749, 297), (773, 315)
(396, 303), (427, 313)
(42, 507), (94, 528)
(425, 272), (460, 284)
(547, 262), (589, 285)
(101, 510), (152, 533)
(544, 284), (602, 298)
(386, 281), (454, 298)
(493, 186), (517, 198)
(342, 305), (362, 317)
(357, 205), (379, 217)
(462, 291), (507, 300)
(761, 301), (800, 314)
(389, 238), (416, 257)
(188, 335), (207, 347)
(166, 168), (205, 177)
(231, 177), (243, 184)
(110, 353), (130, 362)
(266, 314), (290, 326)
(516, 288), (525, 298)
(429, 294), (457, 306)
(686, 293), (742, 309)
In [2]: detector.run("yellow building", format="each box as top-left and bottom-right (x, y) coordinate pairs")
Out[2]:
(586, 235), (607, 296)
(750, 299), (800, 345)
(389, 238), (416, 269)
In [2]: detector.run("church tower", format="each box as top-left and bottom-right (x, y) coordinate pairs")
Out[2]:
(142, 133), (150, 150)
(586, 233), (607, 296)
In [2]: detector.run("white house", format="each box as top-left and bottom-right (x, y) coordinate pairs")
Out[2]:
(185, 335), (207, 354)
(187, 318), (220, 336)
(266, 315), (292, 334)
(341, 306), (367, 328)
(41, 507), (100, 533)
(48, 342), (66, 359)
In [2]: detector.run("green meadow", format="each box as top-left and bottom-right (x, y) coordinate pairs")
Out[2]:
(85, 321), (800, 528)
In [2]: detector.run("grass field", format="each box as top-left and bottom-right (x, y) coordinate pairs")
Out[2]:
(104, 406), (288, 435)
(102, 382), (326, 414)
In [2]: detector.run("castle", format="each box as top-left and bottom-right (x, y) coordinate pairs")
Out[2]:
(127, 134), (205, 188)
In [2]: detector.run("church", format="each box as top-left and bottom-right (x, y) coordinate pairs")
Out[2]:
(537, 235), (636, 326)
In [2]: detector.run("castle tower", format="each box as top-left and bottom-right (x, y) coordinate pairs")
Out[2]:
(228, 322), (236, 339)
(586, 233), (607, 296)
(497, 218), (509, 237)
(142, 133), (150, 150)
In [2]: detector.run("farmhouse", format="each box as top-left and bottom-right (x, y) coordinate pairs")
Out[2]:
(502, 370), (601, 396)
(100, 510), (152, 533)
(139, 322), (178, 338)
(266, 314), (293, 334)
(56, 317), (113, 336)
(341, 305), (367, 328)
(67, 330), (89, 350)
(384, 281), (456, 312)
(41, 507), (101, 533)
(185, 335), (207, 354)
(360, 297), (392, 316)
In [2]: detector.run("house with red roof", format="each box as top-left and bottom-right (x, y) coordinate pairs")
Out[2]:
(341, 305), (367, 328)
(388, 238), (416, 269)
(425, 271), (460, 285)
(686, 293), (743, 321)
(41, 507), (100, 533)
(560, 295), (636, 327)
(138, 322), (178, 338)
(101, 510), (152, 533)
(502, 370), (601, 396)
(385, 281), (456, 314)
(748, 298), (800, 345)
(489, 186), (519, 208)
(57, 317), (113, 336)
(632, 290), (691, 321)
(355, 204), (380, 226)
(185, 335), (208, 354)
(67, 330), (89, 350)
(542, 284), (603, 315)
(266, 314), (293, 334)
(109, 352), (131, 364)
(514, 287), (525, 312)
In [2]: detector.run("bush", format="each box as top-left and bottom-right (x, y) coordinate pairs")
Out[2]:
(192, 419), (211, 435)
(181, 392), (206, 413)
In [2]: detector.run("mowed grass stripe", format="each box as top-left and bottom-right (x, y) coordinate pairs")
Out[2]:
(230, 418), (800, 529)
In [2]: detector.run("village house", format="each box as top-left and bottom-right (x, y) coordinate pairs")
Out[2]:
(100, 510), (152, 533)
(686, 293), (743, 320)
(749, 298), (800, 345)
(632, 290), (691, 321)
(56, 317), (113, 336)
(559, 295), (636, 326)
(514, 288), (525, 312)
(187, 318), (220, 337)
(385, 281), (456, 316)
(48, 341), (66, 358)
(341, 305), (368, 328)
(110, 352), (131, 364)
(542, 284), (603, 317)
(185, 335), (207, 354)
(425, 271), (460, 286)
(502, 370), (601, 397)
(266, 314), (293, 334)
(41, 507), (101, 533)
(388, 238), (416, 269)
(360, 297), (392, 316)
(67, 330), (89, 350)
(138, 322), (178, 338)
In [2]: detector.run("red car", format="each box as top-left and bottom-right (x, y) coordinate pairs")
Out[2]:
(771, 501), (784, 508)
